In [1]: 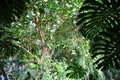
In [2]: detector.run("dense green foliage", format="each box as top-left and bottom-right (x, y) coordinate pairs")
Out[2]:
(0, 0), (120, 80)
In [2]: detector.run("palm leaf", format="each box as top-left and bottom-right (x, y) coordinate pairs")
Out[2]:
(77, 0), (120, 39)
(90, 26), (120, 70)
(66, 61), (86, 79)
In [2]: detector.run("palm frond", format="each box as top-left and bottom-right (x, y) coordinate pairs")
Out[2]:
(66, 61), (86, 79)
(77, 0), (120, 39)
(90, 26), (120, 70)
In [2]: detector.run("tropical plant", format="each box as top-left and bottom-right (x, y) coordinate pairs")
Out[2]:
(77, 0), (120, 70)
(66, 55), (87, 79)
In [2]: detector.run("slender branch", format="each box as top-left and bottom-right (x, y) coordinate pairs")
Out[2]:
(16, 44), (40, 64)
